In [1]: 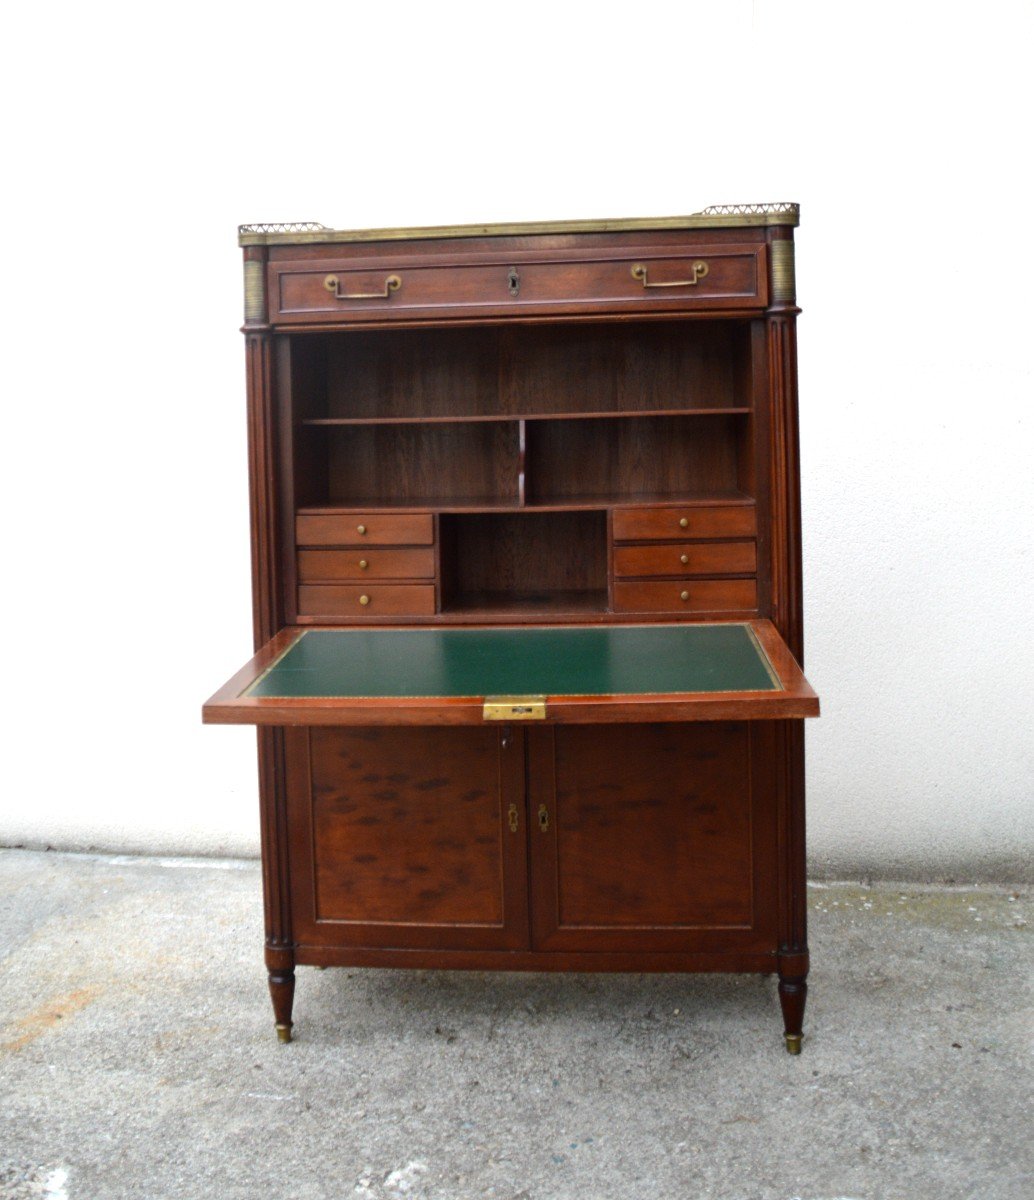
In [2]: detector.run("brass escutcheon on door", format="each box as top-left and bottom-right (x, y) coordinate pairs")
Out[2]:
(508, 803), (520, 833)
(538, 804), (550, 833)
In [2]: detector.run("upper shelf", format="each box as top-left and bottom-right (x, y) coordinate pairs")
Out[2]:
(301, 407), (751, 426)
(296, 492), (755, 515)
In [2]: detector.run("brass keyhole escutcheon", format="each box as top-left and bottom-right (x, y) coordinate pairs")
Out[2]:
(359, 595), (370, 606)
(508, 803), (519, 833)
(538, 804), (550, 833)
(358, 559), (369, 570)
(507, 266), (520, 297)
(357, 524), (367, 535)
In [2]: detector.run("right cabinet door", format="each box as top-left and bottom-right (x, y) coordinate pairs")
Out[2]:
(527, 723), (778, 954)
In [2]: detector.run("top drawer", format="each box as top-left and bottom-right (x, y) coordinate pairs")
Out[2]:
(296, 512), (434, 547)
(613, 505), (757, 541)
(270, 243), (768, 325)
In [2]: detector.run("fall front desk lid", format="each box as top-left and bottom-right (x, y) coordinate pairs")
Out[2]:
(203, 622), (818, 726)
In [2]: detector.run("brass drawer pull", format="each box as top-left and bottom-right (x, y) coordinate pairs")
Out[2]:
(631, 262), (708, 289)
(359, 594), (371, 606)
(323, 273), (402, 300)
(358, 559), (369, 570)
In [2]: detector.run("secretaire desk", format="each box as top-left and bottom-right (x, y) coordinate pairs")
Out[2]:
(203, 203), (820, 1052)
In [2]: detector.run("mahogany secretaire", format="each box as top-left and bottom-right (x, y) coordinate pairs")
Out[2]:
(204, 203), (820, 1052)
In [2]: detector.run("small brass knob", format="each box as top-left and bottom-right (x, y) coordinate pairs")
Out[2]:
(679, 517), (689, 529)
(680, 554), (689, 565)
(357, 524), (367, 535)
(358, 559), (369, 570)
(680, 590), (690, 602)
(359, 594), (370, 606)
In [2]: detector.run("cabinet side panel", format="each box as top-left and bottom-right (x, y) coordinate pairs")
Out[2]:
(751, 320), (774, 618)
(767, 311), (803, 661)
(259, 726), (294, 969)
(245, 328), (283, 646)
(765, 229), (808, 986)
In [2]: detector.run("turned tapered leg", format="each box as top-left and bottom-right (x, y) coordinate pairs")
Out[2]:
(268, 968), (295, 1043)
(778, 971), (807, 1054)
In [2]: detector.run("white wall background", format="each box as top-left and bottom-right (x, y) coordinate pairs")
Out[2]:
(1, 1), (1030, 880)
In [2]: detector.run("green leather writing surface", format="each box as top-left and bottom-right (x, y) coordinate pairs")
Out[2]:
(246, 625), (779, 699)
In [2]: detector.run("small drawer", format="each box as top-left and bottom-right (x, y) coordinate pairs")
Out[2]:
(613, 541), (757, 578)
(296, 513), (434, 547)
(297, 548), (435, 582)
(613, 505), (757, 542)
(298, 584), (436, 618)
(613, 579), (757, 614)
(271, 244), (766, 325)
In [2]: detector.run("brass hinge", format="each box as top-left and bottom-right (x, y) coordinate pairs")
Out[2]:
(483, 695), (547, 721)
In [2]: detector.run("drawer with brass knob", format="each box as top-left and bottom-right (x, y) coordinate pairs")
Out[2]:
(612, 505), (757, 542)
(613, 541), (756, 578)
(297, 584), (436, 618)
(297, 548), (435, 582)
(613, 579), (757, 614)
(296, 513), (434, 547)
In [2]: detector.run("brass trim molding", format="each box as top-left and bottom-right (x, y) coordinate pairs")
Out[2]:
(240, 221), (330, 235)
(770, 239), (797, 306)
(243, 259), (265, 323)
(237, 203), (800, 246)
(700, 203), (798, 218)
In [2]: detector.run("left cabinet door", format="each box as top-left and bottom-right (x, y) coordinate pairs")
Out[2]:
(284, 726), (530, 951)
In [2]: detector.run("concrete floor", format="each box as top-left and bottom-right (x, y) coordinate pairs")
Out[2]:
(0, 851), (1029, 1200)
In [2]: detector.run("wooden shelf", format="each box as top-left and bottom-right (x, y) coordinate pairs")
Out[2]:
(525, 491), (755, 510)
(442, 590), (609, 617)
(297, 492), (754, 515)
(303, 407), (751, 426)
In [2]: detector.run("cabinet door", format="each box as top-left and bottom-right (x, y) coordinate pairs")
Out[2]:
(527, 723), (778, 954)
(285, 726), (529, 950)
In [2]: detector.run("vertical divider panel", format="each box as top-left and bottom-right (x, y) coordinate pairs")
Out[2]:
(526, 726), (559, 948)
(275, 336), (299, 626)
(432, 513), (443, 614)
(605, 507), (616, 612)
(500, 726), (532, 947)
(750, 320), (774, 618)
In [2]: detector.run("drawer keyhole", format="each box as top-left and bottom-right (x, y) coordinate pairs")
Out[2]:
(507, 267), (520, 297)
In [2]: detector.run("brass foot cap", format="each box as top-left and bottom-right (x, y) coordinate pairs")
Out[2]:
(276, 1023), (293, 1044)
(785, 1033), (802, 1055)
